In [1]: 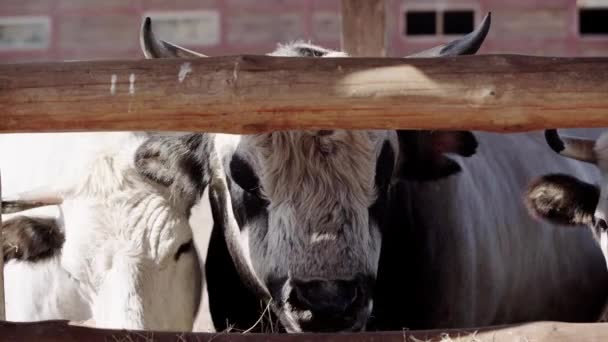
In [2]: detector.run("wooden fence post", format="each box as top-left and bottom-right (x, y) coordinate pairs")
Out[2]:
(0, 170), (5, 320)
(341, 0), (386, 57)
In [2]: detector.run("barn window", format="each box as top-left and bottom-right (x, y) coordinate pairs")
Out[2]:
(405, 11), (436, 35)
(443, 10), (475, 34)
(142, 10), (221, 46)
(579, 8), (608, 35)
(0, 16), (50, 50)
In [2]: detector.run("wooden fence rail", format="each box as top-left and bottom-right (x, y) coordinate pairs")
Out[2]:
(0, 320), (606, 342)
(1, 54), (607, 134)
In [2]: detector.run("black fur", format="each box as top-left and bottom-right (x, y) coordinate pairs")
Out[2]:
(525, 173), (599, 227)
(396, 130), (478, 181)
(1, 216), (64, 262)
(206, 177), (272, 332)
(230, 155), (261, 195)
(370, 141), (395, 231)
(135, 133), (212, 209)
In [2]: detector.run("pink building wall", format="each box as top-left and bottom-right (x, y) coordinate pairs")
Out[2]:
(0, 0), (606, 63)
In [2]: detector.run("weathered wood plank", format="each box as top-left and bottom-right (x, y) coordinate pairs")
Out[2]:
(0, 320), (606, 341)
(1, 55), (608, 134)
(341, 0), (386, 57)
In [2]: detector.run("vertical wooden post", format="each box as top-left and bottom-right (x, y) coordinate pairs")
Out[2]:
(340, 0), (386, 57)
(0, 170), (5, 320)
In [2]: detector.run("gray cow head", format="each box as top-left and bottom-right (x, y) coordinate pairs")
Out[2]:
(526, 129), (608, 264)
(137, 14), (489, 332)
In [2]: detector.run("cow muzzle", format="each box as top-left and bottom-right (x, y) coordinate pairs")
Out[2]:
(269, 275), (373, 332)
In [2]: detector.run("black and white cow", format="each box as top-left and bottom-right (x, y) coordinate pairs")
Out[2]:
(139, 14), (608, 332)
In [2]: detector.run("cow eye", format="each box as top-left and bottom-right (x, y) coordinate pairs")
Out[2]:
(174, 240), (193, 261)
(229, 155), (261, 195)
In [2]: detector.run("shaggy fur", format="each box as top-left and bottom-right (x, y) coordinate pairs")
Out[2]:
(525, 173), (599, 227)
(2, 216), (64, 262)
(1, 133), (201, 330)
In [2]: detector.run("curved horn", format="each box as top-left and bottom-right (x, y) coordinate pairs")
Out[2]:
(140, 17), (207, 59)
(545, 129), (597, 164)
(406, 12), (491, 58)
(207, 149), (271, 302)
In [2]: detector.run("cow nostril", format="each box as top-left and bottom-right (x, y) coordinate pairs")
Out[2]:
(291, 279), (360, 315)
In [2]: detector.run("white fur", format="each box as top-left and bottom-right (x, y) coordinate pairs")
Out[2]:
(1, 132), (201, 330)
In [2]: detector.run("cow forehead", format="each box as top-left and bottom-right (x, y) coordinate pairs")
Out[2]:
(61, 190), (191, 262)
(234, 130), (396, 205)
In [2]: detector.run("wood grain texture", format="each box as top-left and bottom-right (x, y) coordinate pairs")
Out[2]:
(341, 0), (386, 57)
(1, 55), (608, 134)
(0, 320), (607, 341)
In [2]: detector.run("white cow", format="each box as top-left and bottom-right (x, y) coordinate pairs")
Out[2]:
(1, 132), (202, 330)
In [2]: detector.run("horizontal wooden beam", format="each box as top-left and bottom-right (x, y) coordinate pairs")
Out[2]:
(1, 55), (607, 134)
(0, 320), (607, 341)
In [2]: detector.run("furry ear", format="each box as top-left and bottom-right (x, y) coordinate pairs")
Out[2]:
(525, 173), (599, 227)
(135, 133), (213, 207)
(2, 216), (64, 262)
(293, 45), (330, 57)
(396, 130), (478, 181)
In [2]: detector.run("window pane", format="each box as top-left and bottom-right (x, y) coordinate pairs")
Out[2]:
(0, 17), (50, 50)
(579, 8), (608, 35)
(405, 11), (436, 35)
(443, 10), (474, 34)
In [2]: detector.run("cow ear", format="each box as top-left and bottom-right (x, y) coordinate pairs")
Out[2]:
(2, 216), (64, 262)
(396, 130), (478, 181)
(135, 133), (212, 206)
(525, 174), (599, 227)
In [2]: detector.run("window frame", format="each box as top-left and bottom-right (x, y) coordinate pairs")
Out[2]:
(400, 3), (480, 43)
(576, 1), (608, 40)
(0, 16), (51, 51)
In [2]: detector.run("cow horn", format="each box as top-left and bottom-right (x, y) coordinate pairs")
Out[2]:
(140, 17), (207, 59)
(406, 12), (491, 58)
(545, 129), (597, 164)
(207, 150), (271, 302)
(1, 191), (63, 215)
